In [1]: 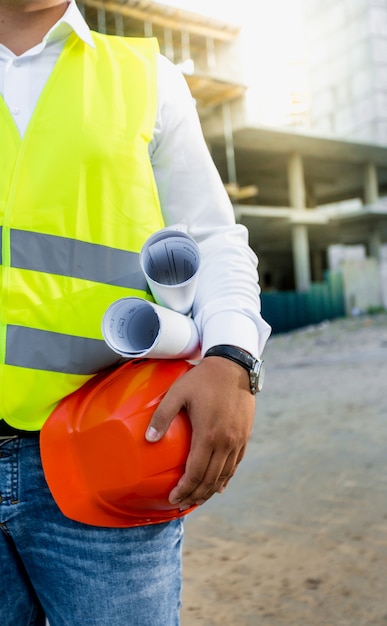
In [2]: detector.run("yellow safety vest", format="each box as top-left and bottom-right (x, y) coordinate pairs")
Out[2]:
(0, 32), (164, 430)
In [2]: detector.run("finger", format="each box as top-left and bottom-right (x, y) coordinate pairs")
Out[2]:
(192, 444), (246, 502)
(217, 445), (247, 493)
(145, 384), (185, 442)
(198, 448), (242, 500)
(170, 446), (242, 506)
(168, 438), (214, 505)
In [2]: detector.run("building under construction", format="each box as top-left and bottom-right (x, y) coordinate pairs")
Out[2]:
(79, 0), (387, 329)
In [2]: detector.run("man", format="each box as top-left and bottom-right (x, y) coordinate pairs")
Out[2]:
(0, 1), (271, 624)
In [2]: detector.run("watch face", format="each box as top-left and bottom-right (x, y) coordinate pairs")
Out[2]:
(250, 360), (265, 393)
(257, 360), (265, 392)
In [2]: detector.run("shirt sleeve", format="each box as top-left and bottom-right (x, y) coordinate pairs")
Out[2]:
(149, 54), (271, 358)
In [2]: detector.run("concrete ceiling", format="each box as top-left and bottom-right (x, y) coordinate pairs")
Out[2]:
(208, 126), (387, 208)
(202, 125), (387, 255)
(241, 206), (387, 255)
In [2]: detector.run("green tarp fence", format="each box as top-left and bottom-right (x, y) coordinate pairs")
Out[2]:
(261, 271), (345, 334)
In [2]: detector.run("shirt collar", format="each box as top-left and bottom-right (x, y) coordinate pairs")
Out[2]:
(45, 1), (95, 49)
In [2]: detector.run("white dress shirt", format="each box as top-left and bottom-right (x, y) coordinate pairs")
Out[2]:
(0, 1), (271, 357)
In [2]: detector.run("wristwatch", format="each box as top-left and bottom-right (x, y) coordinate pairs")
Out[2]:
(204, 344), (265, 394)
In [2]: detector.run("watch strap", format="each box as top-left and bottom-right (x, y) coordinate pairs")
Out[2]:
(204, 345), (255, 372)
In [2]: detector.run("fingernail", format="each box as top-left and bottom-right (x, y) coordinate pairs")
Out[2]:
(179, 504), (191, 512)
(146, 426), (159, 441)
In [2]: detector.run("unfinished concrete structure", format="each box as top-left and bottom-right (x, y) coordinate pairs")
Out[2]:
(79, 0), (387, 296)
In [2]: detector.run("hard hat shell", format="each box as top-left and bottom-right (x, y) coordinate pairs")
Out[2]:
(40, 358), (197, 527)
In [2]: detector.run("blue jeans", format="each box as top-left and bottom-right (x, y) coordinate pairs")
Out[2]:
(0, 437), (183, 626)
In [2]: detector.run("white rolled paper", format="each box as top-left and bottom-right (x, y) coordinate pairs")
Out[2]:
(102, 297), (200, 360)
(140, 228), (200, 315)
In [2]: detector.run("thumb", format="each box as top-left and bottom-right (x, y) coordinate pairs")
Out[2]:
(145, 391), (182, 443)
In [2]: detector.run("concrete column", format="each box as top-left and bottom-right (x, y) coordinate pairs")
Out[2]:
(292, 225), (311, 292)
(287, 152), (311, 291)
(221, 102), (239, 218)
(364, 162), (379, 205)
(144, 21), (153, 37)
(287, 152), (306, 210)
(181, 31), (191, 61)
(114, 12), (125, 36)
(222, 101), (237, 186)
(97, 7), (106, 33)
(206, 37), (217, 71)
(164, 28), (174, 62)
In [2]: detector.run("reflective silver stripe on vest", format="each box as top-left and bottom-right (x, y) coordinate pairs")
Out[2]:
(10, 229), (148, 291)
(6, 325), (121, 375)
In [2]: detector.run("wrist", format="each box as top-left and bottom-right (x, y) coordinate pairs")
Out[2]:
(203, 344), (265, 394)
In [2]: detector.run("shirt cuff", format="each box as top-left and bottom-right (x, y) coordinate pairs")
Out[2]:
(200, 311), (271, 359)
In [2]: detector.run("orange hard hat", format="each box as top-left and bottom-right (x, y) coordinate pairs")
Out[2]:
(40, 358), (197, 527)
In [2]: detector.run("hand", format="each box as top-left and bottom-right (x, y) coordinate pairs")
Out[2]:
(145, 356), (256, 509)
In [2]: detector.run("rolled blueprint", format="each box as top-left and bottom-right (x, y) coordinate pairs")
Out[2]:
(140, 227), (200, 315)
(102, 297), (200, 359)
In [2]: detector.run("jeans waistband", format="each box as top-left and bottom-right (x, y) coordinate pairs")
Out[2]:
(0, 420), (40, 439)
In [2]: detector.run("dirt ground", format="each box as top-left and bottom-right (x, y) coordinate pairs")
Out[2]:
(181, 313), (387, 626)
